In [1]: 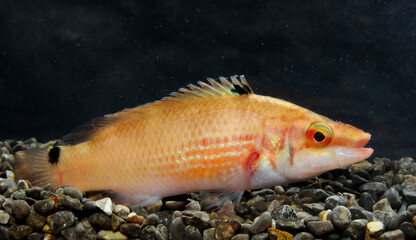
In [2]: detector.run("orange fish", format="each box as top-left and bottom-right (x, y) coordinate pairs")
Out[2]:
(16, 76), (373, 206)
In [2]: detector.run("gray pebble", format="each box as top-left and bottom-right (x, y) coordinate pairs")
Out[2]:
(11, 199), (30, 220)
(147, 200), (163, 213)
(401, 185), (416, 204)
(146, 213), (159, 226)
(25, 210), (46, 231)
(170, 216), (186, 240)
(400, 221), (416, 238)
(378, 229), (405, 240)
(182, 210), (210, 222)
(286, 187), (300, 195)
(140, 225), (156, 240)
(63, 186), (83, 200)
(235, 202), (251, 216)
(27, 232), (43, 240)
(389, 210), (412, 230)
(120, 223), (141, 238)
(231, 233), (249, 240)
(113, 204), (129, 219)
(358, 192), (375, 211)
(373, 198), (396, 214)
(89, 213), (111, 230)
(202, 228), (215, 240)
(40, 190), (57, 199)
(274, 186), (285, 195)
(165, 201), (185, 210)
(359, 182), (387, 198)
(182, 216), (211, 232)
(24, 187), (43, 199)
(11, 189), (26, 200)
(185, 225), (202, 240)
(299, 189), (329, 202)
(380, 187), (402, 209)
(325, 195), (347, 209)
(250, 212), (272, 234)
(247, 195), (267, 212)
(0, 225), (9, 240)
(343, 219), (368, 240)
(251, 232), (268, 240)
(76, 219), (97, 240)
(349, 206), (373, 221)
(61, 227), (76, 240)
(327, 206), (351, 230)
(10, 224), (33, 240)
(155, 224), (169, 240)
(59, 195), (82, 211)
(111, 213), (125, 231)
(33, 199), (55, 215)
(293, 232), (314, 240)
(2, 198), (12, 214)
(373, 210), (397, 230)
(302, 203), (325, 215)
(251, 189), (276, 196)
(0, 209), (10, 224)
(82, 200), (97, 212)
(47, 210), (75, 234)
(272, 205), (298, 221)
(306, 221), (334, 235)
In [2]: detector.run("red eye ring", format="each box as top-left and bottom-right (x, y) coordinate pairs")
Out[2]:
(306, 122), (333, 147)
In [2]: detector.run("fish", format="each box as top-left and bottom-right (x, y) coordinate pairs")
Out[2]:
(16, 75), (373, 208)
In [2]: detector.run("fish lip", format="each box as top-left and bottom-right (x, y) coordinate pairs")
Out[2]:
(353, 132), (372, 148)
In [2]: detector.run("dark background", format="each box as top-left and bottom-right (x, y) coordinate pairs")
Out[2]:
(0, 1), (415, 159)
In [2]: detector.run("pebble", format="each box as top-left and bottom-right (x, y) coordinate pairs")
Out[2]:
(235, 202), (251, 216)
(97, 230), (128, 239)
(113, 204), (130, 219)
(389, 210), (412, 230)
(119, 223), (141, 238)
(327, 206), (351, 230)
(399, 221), (416, 238)
(185, 225), (202, 240)
(293, 232), (314, 240)
(126, 212), (143, 224)
(11, 199), (30, 219)
(33, 199), (55, 215)
(63, 186), (83, 200)
(306, 221), (334, 235)
(170, 216), (186, 240)
(27, 232), (43, 240)
(47, 210), (75, 234)
(366, 221), (385, 239)
(302, 203), (325, 215)
(61, 227), (76, 240)
(76, 219), (97, 240)
(185, 200), (201, 210)
(0, 225), (9, 240)
(274, 186), (285, 195)
(166, 200), (185, 210)
(10, 224), (33, 240)
(147, 200), (163, 213)
(111, 213), (125, 231)
(231, 233), (249, 240)
(378, 229), (405, 240)
(250, 212), (272, 234)
(202, 228), (215, 240)
(215, 220), (241, 240)
(155, 224), (169, 240)
(0, 209), (10, 224)
(59, 195), (82, 210)
(380, 187), (402, 209)
(268, 228), (294, 240)
(89, 213), (112, 230)
(343, 219), (368, 240)
(325, 195), (347, 209)
(298, 189), (329, 202)
(25, 210), (46, 230)
(140, 225), (156, 240)
(96, 197), (113, 216)
(251, 232), (268, 240)
(82, 200), (97, 212)
(401, 185), (416, 204)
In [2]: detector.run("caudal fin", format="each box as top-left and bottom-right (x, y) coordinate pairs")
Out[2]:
(15, 148), (60, 188)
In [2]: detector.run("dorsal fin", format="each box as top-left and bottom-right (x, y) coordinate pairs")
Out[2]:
(61, 75), (252, 145)
(61, 116), (117, 145)
(164, 75), (253, 101)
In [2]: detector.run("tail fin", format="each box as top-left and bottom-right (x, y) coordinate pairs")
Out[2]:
(15, 148), (60, 188)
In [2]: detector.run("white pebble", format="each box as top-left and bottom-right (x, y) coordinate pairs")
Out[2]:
(96, 197), (113, 216)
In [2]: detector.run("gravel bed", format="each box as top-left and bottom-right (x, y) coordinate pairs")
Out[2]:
(1, 138), (415, 239)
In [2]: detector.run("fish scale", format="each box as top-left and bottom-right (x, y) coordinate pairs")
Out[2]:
(16, 76), (373, 207)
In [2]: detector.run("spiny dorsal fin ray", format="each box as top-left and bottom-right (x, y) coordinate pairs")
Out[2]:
(165, 75), (253, 101)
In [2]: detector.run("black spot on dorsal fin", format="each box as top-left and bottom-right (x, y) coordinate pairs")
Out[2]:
(48, 146), (60, 164)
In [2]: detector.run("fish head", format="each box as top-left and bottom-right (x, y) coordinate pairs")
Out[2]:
(282, 113), (373, 182)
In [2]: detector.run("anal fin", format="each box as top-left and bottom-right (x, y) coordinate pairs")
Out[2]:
(200, 190), (244, 216)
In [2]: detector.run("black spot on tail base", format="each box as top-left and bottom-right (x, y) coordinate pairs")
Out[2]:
(48, 146), (60, 164)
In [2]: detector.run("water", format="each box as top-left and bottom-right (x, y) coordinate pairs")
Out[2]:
(0, 1), (415, 159)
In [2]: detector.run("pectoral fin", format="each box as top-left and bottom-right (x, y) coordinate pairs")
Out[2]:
(200, 190), (244, 216)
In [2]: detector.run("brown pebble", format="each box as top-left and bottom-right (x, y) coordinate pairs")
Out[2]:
(215, 220), (241, 240)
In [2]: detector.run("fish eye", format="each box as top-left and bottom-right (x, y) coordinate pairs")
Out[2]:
(306, 122), (333, 147)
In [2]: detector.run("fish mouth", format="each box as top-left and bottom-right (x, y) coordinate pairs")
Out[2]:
(341, 132), (373, 161)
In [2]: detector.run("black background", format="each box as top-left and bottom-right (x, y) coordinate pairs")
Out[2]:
(0, 1), (415, 159)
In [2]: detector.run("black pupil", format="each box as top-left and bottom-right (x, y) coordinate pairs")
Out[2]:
(314, 131), (325, 142)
